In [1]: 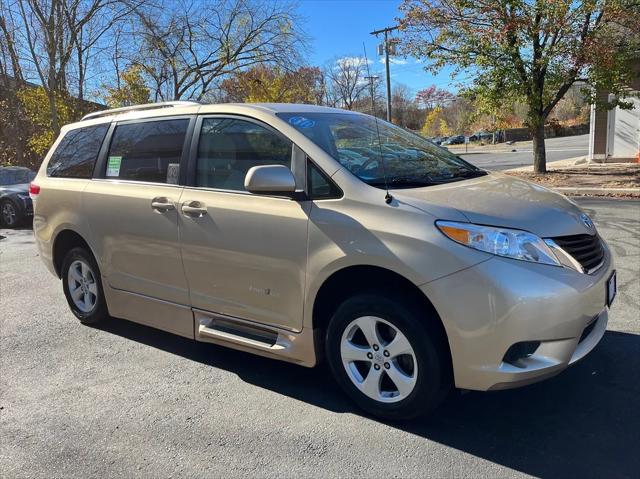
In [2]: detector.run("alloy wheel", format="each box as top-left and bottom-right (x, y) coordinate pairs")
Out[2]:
(2, 202), (17, 226)
(340, 316), (418, 403)
(67, 259), (98, 313)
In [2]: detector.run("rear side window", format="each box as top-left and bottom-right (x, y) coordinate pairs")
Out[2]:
(47, 124), (109, 178)
(196, 118), (292, 191)
(106, 119), (189, 183)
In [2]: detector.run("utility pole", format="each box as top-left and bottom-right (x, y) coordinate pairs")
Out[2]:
(370, 25), (399, 123)
(363, 75), (379, 115)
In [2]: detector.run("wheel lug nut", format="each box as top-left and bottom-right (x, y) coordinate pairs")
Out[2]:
(374, 364), (381, 370)
(383, 350), (390, 357)
(367, 352), (373, 359)
(384, 362), (390, 369)
(373, 344), (379, 351)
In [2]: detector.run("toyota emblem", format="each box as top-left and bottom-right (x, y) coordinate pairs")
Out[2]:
(580, 213), (594, 230)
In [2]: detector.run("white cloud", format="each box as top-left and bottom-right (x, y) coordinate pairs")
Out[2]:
(335, 56), (372, 68)
(379, 57), (409, 65)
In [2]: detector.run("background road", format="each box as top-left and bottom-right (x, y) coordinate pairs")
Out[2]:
(1, 198), (639, 478)
(457, 134), (589, 170)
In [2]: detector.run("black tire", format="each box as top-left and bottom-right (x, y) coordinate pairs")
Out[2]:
(61, 247), (109, 324)
(325, 292), (451, 421)
(1, 199), (22, 228)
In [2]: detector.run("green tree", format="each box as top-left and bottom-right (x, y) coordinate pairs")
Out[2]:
(104, 65), (150, 107)
(399, 0), (640, 173)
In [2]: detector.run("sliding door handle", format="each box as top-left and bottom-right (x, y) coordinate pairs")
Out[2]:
(181, 201), (207, 218)
(151, 197), (175, 212)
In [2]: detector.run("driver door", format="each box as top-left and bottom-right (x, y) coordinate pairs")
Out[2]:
(178, 116), (310, 331)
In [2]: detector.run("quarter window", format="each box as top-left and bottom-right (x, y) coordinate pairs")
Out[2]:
(106, 119), (189, 183)
(307, 161), (341, 199)
(47, 124), (109, 178)
(196, 118), (292, 191)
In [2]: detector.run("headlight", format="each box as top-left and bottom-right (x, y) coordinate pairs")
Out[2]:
(436, 220), (561, 266)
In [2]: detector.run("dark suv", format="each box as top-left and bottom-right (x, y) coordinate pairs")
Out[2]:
(0, 166), (36, 227)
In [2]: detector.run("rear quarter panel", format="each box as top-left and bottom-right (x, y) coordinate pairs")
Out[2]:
(32, 176), (94, 276)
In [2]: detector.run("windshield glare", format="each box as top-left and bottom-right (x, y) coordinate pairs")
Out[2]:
(278, 112), (485, 188)
(0, 168), (35, 186)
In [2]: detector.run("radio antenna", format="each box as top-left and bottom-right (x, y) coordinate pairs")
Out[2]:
(363, 42), (393, 204)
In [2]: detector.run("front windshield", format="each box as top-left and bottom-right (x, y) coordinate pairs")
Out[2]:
(277, 112), (485, 188)
(0, 168), (35, 186)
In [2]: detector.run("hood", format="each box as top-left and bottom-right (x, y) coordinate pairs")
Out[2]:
(393, 173), (593, 238)
(0, 183), (30, 194)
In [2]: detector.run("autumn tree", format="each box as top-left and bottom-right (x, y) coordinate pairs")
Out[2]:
(7, 0), (140, 133)
(415, 85), (454, 110)
(133, 0), (305, 101)
(421, 106), (443, 136)
(0, 7), (29, 166)
(103, 65), (150, 107)
(16, 87), (79, 159)
(220, 65), (323, 104)
(399, 0), (640, 173)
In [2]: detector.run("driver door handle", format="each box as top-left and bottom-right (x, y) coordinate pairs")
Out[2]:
(151, 197), (175, 212)
(181, 201), (207, 218)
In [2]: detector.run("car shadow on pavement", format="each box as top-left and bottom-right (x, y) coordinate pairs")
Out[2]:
(95, 318), (639, 479)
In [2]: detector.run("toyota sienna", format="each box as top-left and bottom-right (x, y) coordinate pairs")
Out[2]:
(31, 102), (616, 419)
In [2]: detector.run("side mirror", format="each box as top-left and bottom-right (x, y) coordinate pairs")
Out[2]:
(244, 165), (297, 196)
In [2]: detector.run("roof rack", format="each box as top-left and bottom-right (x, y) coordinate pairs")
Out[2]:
(81, 101), (200, 121)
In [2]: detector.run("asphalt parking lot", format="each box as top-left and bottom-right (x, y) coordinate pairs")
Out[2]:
(459, 134), (589, 170)
(1, 197), (639, 478)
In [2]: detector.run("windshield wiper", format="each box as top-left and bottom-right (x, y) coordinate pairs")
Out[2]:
(454, 169), (487, 178)
(428, 169), (488, 183)
(367, 178), (440, 189)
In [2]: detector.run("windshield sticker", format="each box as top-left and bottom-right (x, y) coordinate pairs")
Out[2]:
(106, 156), (122, 177)
(166, 163), (180, 184)
(288, 116), (315, 129)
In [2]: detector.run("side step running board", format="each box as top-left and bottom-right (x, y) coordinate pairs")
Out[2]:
(198, 322), (285, 351)
(192, 309), (318, 367)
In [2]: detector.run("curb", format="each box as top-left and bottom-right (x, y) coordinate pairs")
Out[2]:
(504, 157), (586, 172)
(553, 187), (640, 197)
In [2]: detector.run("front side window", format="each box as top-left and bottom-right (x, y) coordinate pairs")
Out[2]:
(47, 124), (109, 178)
(277, 112), (486, 189)
(106, 119), (189, 183)
(196, 118), (292, 191)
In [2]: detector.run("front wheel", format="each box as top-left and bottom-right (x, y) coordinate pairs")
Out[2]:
(325, 293), (451, 420)
(61, 247), (108, 324)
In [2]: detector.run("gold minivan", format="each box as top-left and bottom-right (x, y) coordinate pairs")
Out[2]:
(32, 102), (615, 419)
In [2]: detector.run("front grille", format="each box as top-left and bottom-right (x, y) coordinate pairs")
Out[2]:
(552, 234), (604, 273)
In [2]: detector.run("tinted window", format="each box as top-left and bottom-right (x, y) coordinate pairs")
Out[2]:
(47, 124), (109, 178)
(0, 168), (36, 185)
(307, 161), (341, 199)
(106, 119), (189, 183)
(196, 118), (292, 191)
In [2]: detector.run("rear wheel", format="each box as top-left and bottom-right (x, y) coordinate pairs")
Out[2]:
(325, 293), (451, 420)
(1, 199), (21, 228)
(61, 247), (108, 324)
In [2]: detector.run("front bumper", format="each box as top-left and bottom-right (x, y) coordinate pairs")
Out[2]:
(421, 245), (613, 391)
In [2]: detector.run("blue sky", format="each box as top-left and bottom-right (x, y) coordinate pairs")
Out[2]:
(297, 0), (468, 96)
